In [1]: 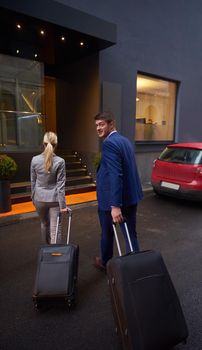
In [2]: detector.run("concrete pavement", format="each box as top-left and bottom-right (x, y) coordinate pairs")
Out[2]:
(0, 191), (202, 349)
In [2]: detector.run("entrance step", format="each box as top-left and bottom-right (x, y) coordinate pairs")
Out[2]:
(10, 151), (96, 204)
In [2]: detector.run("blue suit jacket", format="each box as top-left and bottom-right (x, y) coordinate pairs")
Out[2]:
(96, 132), (143, 210)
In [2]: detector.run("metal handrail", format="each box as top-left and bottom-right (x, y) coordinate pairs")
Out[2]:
(0, 110), (42, 115)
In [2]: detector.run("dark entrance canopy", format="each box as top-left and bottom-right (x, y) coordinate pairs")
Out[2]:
(0, 0), (116, 66)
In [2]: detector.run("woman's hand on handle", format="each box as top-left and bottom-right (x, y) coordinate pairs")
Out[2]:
(60, 206), (71, 213)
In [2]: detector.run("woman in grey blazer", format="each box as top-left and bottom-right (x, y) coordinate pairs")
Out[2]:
(30, 131), (68, 244)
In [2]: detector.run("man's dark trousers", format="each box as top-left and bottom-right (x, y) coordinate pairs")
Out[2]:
(98, 204), (139, 265)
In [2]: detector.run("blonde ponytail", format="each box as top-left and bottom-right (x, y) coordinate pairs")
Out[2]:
(43, 132), (58, 173)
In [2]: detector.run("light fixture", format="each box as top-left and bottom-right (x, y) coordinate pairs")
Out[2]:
(80, 41), (84, 46)
(34, 53), (38, 58)
(16, 49), (20, 54)
(136, 97), (140, 102)
(61, 36), (65, 41)
(16, 24), (21, 30)
(40, 30), (45, 35)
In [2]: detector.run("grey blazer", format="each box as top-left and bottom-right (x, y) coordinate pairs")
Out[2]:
(30, 153), (67, 209)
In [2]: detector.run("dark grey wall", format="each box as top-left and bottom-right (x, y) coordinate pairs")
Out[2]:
(55, 0), (202, 140)
(55, 0), (202, 182)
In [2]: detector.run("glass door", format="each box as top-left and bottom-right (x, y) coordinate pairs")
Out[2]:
(0, 54), (45, 152)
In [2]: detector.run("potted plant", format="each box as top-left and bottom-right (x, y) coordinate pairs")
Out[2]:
(0, 154), (17, 213)
(93, 152), (101, 171)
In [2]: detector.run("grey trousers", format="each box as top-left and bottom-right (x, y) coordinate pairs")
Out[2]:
(34, 201), (61, 244)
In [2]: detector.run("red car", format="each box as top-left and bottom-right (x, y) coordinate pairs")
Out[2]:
(151, 143), (202, 200)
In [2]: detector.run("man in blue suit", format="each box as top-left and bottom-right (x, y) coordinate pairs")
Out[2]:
(94, 111), (143, 271)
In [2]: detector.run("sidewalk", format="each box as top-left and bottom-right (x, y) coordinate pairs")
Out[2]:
(0, 191), (97, 225)
(0, 184), (153, 225)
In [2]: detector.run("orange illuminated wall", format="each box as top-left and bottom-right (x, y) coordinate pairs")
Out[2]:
(44, 76), (56, 132)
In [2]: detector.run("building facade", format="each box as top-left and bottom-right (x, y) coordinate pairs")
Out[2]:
(0, 0), (202, 185)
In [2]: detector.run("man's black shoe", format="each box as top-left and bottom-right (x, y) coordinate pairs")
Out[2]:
(93, 256), (106, 272)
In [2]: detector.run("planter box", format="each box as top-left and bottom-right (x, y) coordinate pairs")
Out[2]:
(0, 180), (11, 213)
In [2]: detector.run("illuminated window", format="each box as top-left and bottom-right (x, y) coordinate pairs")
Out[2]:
(135, 74), (177, 142)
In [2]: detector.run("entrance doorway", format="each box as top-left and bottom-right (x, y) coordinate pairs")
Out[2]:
(44, 77), (56, 133)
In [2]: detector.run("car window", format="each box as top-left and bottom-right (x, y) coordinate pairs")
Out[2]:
(159, 147), (202, 164)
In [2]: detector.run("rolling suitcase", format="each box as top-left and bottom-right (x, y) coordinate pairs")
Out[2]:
(33, 209), (79, 309)
(107, 222), (188, 350)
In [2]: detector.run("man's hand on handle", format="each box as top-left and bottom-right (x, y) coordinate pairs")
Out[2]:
(111, 206), (124, 224)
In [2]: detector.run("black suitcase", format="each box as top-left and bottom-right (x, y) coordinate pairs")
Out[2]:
(107, 222), (188, 350)
(33, 209), (79, 309)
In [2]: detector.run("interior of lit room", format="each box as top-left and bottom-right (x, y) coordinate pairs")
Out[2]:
(135, 74), (177, 142)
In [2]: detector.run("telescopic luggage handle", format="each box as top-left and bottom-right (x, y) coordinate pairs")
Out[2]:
(55, 208), (72, 244)
(112, 221), (133, 256)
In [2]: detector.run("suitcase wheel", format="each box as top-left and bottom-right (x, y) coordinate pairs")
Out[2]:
(67, 299), (76, 309)
(33, 301), (41, 311)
